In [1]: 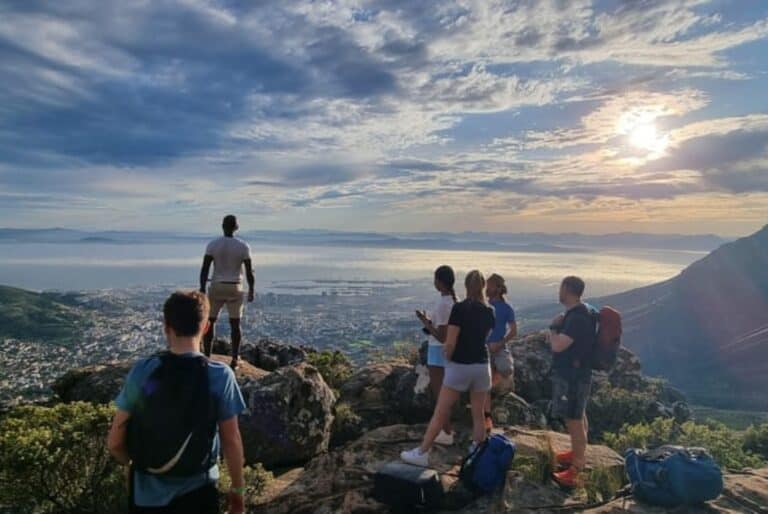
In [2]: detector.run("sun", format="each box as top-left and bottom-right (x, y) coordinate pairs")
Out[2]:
(618, 110), (670, 156)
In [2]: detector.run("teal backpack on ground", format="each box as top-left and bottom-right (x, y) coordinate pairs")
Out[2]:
(625, 446), (723, 507)
(459, 434), (515, 494)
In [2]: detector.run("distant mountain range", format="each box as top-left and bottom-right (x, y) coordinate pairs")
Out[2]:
(521, 224), (768, 410)
(0, 227), (729, 253)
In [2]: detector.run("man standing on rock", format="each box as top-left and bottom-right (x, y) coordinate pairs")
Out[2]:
(107, 290), (247, 513)
(547, 276), (596, 488)
(200, 214), (255, 369)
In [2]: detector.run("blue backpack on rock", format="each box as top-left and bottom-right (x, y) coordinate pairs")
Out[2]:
(459, 434), (515, 494)
(625, 446), (723, 507)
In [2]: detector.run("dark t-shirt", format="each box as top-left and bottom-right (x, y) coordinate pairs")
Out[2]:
(552, 304), (596, 376)
(448, 300), (495, 364)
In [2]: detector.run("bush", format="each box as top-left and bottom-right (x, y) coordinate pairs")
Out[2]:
(604, 417), (765, 470)
(306, 350), (353, 391)
(218, 463), (272, 510)
(0, 402), (126, 513)
(743, 422), (768, 460)
(588, 385), (663, 440)
(330, 402), (363, 447)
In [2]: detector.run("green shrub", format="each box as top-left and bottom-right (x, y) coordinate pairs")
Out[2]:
(0, 402), (126, 513)
(605, 417), (765, 470)
(307, 350), (353, 391)
(743, 422), (768, 460)
(330, 402), (363, 447)
(218, 463), (272, 510)
(588, 385), (661, 440)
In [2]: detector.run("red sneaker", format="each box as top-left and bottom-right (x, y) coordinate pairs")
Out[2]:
(553, 466), (582, 488)
(555, 450), (574, 465)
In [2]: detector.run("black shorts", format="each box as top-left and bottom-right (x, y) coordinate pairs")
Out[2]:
(129, 483), (219, 514)
(551, 372), (591, 421)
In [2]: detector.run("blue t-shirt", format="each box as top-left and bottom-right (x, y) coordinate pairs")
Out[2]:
(115, 352), (246, 507)
(487, 299), (515, 344)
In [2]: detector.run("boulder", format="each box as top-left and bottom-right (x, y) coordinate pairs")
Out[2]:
(240, 338), (310, 372)
(252, 424), (626, 514)
(51, 354), (267, 403)
(336, 362), (433, 430)
(53, 356), (336, 468)
(491, 393), (547, 429)
(52, 360), (134, 403)
(239, 363), (335, 468)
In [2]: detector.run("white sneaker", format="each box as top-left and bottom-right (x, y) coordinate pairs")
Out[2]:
(434, 430), (454, 446)
(400, 447), (430, 467)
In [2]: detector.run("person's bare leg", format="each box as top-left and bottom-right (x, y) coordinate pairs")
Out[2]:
(470, 390), (489, 444)
(203, 318), (216, 356)
(584, 413), (589, 443)
(229, 318), (241, 366)
(428, 366), (452, 434)
(565, 418), (587, 470)
(420, 387), (460, 453)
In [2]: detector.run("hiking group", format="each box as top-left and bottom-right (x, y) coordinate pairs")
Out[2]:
(106, 214), (617, 513)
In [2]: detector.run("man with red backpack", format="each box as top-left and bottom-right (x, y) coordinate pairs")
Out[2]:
(547, 276), (623, 487)
(547, 276), (596, 488)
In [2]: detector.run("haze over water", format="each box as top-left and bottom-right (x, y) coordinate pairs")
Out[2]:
(0, 242), (703, 306)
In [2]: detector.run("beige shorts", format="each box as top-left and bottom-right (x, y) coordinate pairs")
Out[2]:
(208, 282), (244, 319)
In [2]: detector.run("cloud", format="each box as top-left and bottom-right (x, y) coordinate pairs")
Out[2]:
(0, 0), (767, 234)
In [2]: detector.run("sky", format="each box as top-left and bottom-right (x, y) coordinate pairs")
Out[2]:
(1, 0), (767, 236)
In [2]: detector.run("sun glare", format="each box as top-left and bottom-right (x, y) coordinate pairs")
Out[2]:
(618, 109), (669, 156)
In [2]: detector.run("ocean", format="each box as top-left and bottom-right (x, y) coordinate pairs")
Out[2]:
(0, 241), (705, 306)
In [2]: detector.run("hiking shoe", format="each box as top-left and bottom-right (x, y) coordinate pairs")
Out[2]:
(555, 450), (574, 465)
(230, 357), (239, 370)
(400, 447), (430, 467)
(553, 466), (582, 488)
(434, 430), (454, 446)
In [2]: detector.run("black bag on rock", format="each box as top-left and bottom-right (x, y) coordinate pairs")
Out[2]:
(373, 461), (444, 512)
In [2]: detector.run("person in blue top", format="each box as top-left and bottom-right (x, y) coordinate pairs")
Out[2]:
(484, 273), (517, 431)
(107, 291), (247, 514)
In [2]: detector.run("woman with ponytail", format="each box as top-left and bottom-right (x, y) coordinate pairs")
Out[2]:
(415, 265), (457, 445)
(403, 270), (495, 466)
(484, 273), (518, 431)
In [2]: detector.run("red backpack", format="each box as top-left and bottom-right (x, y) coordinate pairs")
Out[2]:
(590, 305), (623, 371)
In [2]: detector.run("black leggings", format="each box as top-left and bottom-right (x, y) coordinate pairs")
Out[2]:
(129, 483), (219, 514)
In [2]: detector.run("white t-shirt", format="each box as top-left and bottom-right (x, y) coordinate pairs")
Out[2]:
(205, 236), (252, 284)
(428, 294), (455, 347)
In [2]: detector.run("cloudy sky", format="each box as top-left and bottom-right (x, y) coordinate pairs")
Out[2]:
(1, 0), (767, 236)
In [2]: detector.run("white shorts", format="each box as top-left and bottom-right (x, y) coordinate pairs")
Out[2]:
(208, 282), (244, 319)
(443, 362), (492, 393)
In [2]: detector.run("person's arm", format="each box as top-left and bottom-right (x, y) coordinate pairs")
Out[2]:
(548, 313), (573, 353)
(502, 321), (518, 344)
(244, 258), (255, 302)
(106, 409), (131, 465)
(200, 255), (213, 293)
(444, 325), (460, 360)
(219, 416), (245, 513)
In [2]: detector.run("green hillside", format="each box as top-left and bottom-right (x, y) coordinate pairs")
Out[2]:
(0, 285), (87, 342)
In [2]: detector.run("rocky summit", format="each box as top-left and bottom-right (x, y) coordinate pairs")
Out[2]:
(51, 336), (765, 513)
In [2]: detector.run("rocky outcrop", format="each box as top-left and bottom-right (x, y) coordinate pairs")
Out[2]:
(239, 363), (336, 468)
(336, 362), (433, 431)
(52, 354), (267, 403)
(335, 335), (687, 439)
(252, 424), (625, 514)
(211, 337), (311, 372)
(52, 355), (334, 469)
(52, 360), (133, 404)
